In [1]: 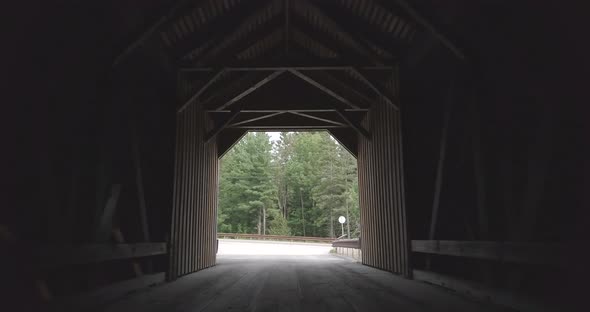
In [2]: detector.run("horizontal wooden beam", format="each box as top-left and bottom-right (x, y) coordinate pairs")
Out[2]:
(181, 65), (394, 72)
(287, 112), (347, 126)
(332, 239), (360, 249)
(229, 112), (286, 127)
(411, 240), (561, 265)
(209, 108), (369, 113)
(228, 125), (346, 129)
(413, 270), (550, 312)
(35, 243), (167, 268)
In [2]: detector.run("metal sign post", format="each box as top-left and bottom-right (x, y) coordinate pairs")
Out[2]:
(338, 216), (346, 238)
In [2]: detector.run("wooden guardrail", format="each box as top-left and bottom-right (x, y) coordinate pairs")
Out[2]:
(332, 238), (360, 249)
(411, 240), (562, 312)
(411, 240), (561, 265)
(34, 242), (167, 268)
(31, 242), (167, 309)
(217, 233), (335, 243)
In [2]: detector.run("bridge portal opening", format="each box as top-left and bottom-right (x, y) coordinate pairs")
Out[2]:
(217, 131), (360, 251)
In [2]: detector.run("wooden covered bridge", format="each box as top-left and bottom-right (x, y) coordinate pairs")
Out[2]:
(3, 0), (586, 311)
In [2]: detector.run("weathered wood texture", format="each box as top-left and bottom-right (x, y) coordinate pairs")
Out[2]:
(102, 256), (506, 312)
(358, 79), (409, 276)
(332, 238), (360, 249)
(169, 101), (218, 280)
(34, 243), (166, 268)
(413, 270), (555, 312)
(411, 240), (561, 265)
(52, 272), (166, 311)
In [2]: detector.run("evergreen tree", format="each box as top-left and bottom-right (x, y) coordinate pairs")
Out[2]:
(218, 131), (359, 238)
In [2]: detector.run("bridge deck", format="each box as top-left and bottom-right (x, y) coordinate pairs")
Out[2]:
(103, 241), (506, 312)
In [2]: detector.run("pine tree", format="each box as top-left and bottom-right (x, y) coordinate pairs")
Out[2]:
(218, 131), (359, 238)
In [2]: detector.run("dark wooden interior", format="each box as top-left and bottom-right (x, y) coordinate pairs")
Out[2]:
(3, 1), (587, 311)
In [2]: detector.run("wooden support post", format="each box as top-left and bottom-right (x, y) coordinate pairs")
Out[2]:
(518, 101), (553, 240)
(467, 72), (493, 285)
(131, 125), (152, 273)
(94, 184), (122, 242)
(113, 229), (142, 277)
(428, 82), (453, 241)
(426, 80), (453, 269)
(132, 128), (150, 243)
(470, 95), (488, 239)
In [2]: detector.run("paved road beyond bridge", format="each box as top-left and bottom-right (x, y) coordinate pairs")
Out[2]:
(103, 240), (507, 312)
(217, 238), (333, 256)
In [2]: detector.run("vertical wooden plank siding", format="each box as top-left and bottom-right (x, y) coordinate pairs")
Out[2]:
(358, 98), (409, 277)
(169, 102), (218, 280)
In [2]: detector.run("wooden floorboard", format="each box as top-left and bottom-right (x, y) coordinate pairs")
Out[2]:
(102, 255), (511, 312)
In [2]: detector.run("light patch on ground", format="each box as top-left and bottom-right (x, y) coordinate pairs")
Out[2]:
(217, 239), (333, 256)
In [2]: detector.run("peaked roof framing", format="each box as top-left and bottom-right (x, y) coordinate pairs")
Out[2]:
(109, 0), (465, 147)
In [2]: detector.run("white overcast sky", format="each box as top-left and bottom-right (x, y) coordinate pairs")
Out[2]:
(266, 131), (281, 142)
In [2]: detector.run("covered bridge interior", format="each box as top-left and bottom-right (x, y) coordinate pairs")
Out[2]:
(4, 0), (586, 311)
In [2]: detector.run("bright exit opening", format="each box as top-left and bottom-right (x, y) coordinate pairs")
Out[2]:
(217, 131), (360, 256)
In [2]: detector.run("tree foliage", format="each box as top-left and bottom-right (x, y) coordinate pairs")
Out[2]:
(218, 132), (359, 238)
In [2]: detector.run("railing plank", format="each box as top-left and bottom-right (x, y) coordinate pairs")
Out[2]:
(413, 270), (554, 312)
(52, 272), (165, 310)
(217, 233), (334, 243)
(332, 239), (360, 249)
(35, 242), (167, 268)
(411, 240), (561, 265)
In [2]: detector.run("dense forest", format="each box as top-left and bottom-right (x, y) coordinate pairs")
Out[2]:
(218, 132), (359, 238)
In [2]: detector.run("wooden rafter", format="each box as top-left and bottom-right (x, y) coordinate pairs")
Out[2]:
(173, 0), (272, 59)
(289, 15), (382, 66)
(391, 0), (465, 60)
(335, 110), (370, 140)
(287, 112), (347, 126)
(204, 108), (241, 144)
(292, 0), (388, 64)
(287, 69), (359, 109)
(178, 69), (226, 113)
(112, 0), (199, 67)
(186, 0), (283, 63)
(214, 70), (286, 111)
(302, 71), (375, 107)
(349, 68), (399, 110)
(306, 0), (402, 59)
(229, 112), (286, 127)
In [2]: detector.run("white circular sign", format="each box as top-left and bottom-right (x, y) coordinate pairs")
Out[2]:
(338, 216), (346, 224)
